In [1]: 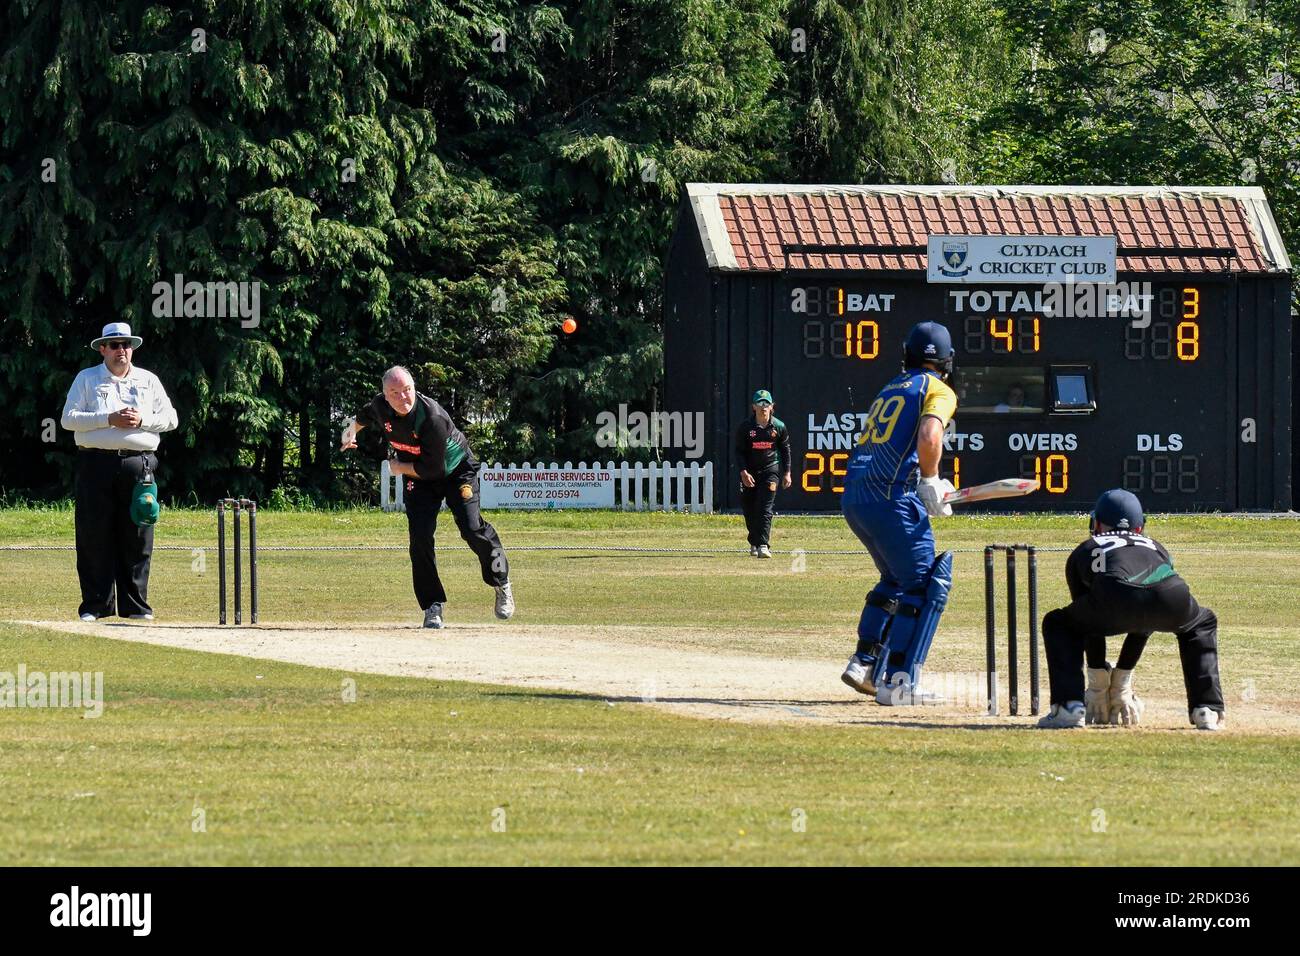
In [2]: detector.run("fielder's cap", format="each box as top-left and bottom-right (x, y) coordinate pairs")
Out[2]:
(91, 322), (143, 350)
(130, 480), (160, 527)
(752, 389), (774, 405)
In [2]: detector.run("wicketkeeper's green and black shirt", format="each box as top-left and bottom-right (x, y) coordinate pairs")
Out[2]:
(356, 392), (476, 483)
(1064, 531), (1180, 600)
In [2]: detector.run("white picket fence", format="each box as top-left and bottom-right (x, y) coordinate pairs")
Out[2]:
(380, 460), (714, 513)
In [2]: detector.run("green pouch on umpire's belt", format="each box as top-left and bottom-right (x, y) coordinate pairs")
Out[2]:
(130, 460), (160, 527)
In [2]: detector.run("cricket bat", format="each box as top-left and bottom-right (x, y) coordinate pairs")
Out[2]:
(942, 477), (1040, 505)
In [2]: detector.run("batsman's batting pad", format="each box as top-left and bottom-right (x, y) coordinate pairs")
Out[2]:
(857, 587), (905, 675)
(882, 550), (953, 686)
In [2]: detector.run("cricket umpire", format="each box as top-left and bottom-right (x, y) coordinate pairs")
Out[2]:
(1037, 489), (1225, 730)
(341, 366), (513, 628)
(735, 389), (792, 557)
(61, 322), (178, 621)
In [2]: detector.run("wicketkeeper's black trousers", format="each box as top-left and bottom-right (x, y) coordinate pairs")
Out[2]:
(1042, 576), (1223, 716)
(404, 464), (508, 609)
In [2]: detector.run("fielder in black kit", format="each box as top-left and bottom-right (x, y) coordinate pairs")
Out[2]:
(1037, 489), (1225, 730)
(734, 389), (792, 557)
(341, 366), (513, 628)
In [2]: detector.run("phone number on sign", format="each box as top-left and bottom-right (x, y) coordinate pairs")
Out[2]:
(512, 489), (583, 500)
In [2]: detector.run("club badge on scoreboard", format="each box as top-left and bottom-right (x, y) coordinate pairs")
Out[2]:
(938, 241), (970, 278)
(927, 235), (1117, 284)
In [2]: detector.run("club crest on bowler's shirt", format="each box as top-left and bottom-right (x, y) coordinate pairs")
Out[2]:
(384, 422), (393, 432)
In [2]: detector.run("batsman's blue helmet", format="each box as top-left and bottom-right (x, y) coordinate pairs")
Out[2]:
(1090, 489), (1144, 534)
(903, 322), (954, 378)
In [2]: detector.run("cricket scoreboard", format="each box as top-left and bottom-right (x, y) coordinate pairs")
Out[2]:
(777, 280), (1240, 510)
(664, 186), (1293, 513)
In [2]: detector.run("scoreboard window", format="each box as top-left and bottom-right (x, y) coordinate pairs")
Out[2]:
(953, 367), (1046, 414)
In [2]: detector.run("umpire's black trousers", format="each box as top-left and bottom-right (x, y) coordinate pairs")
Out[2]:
(740, 472), (779, 548)
(1043, 576), (1224, 716)
(404, 463), (508, 609)
(75, 448), (157, 618)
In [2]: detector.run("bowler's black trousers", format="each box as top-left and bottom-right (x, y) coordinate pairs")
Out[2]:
(74, 448), (157, 618)
(403, 463), (508, 609)
(1043, 576), (1224, 716)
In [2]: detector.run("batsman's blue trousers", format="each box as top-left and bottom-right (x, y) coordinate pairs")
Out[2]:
(841, 488), (936, 648)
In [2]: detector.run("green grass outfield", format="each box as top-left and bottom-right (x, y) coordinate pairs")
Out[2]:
(1, 507), (1298, 865)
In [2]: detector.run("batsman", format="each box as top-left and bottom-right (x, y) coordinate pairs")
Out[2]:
(1037, 489), (1225, 730)
(840, 322), (957, 705)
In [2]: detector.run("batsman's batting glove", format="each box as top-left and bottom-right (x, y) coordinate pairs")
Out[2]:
(1085, 667), (1111, 725)
(1108, 668), (1144, 726)
(917, 476), (953, 517)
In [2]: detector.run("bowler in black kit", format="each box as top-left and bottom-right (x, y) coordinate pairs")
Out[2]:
(341, 366), (514, 629)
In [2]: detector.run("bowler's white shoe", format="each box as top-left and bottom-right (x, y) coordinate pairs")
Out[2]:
(129, 613), (154, 621)
(494, 583), (515, 620)
(423, 604), (444, 629)
(749, 546), (759, 557)
(1036, 702), (1086, 729)
(1190, 706), (1224, 731)
(79, 613), (96, 622)
(841, 656), (876, 696)
(876, 675), (946, 706)
(757, 545), (772, 558)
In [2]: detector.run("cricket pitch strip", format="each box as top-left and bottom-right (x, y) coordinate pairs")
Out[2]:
(20, 620), (1300, 734)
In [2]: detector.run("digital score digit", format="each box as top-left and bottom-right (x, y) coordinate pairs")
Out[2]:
(1122, 454), (1200, 493)
(1020, 454), (1070, 494)
(802, 320), (880, 360)
(801, 452), (848, 493)
(795, 286), (894, 362)
(1124, 287), (1200, 361)
(964, 317), (1041, 353)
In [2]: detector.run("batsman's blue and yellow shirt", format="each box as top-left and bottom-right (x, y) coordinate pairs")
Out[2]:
(845, 369), (957, 501)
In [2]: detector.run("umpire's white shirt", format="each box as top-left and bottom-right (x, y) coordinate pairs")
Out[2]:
(61, 363), (178, 450)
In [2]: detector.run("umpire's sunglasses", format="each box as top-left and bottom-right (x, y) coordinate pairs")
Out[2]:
(105, 341), (133, 350)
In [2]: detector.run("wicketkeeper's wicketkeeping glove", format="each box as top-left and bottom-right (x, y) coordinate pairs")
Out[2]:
(1108, 668), (1144, 726)
(1085, 667), (1111, 724)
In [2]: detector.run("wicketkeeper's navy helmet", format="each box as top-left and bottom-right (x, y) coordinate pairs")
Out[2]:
(903, 322), (954, 378)
(1090, 489), (1144, 534)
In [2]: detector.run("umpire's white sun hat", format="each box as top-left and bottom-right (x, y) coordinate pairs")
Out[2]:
(89, 322), (143, 350)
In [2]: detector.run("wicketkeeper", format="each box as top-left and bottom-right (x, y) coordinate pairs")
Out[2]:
(341, 366), (514, 628)
(1037, 489), (1225, 730)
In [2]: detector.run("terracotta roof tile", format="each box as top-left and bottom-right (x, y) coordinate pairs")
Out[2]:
(710, 188), (1277, 273)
